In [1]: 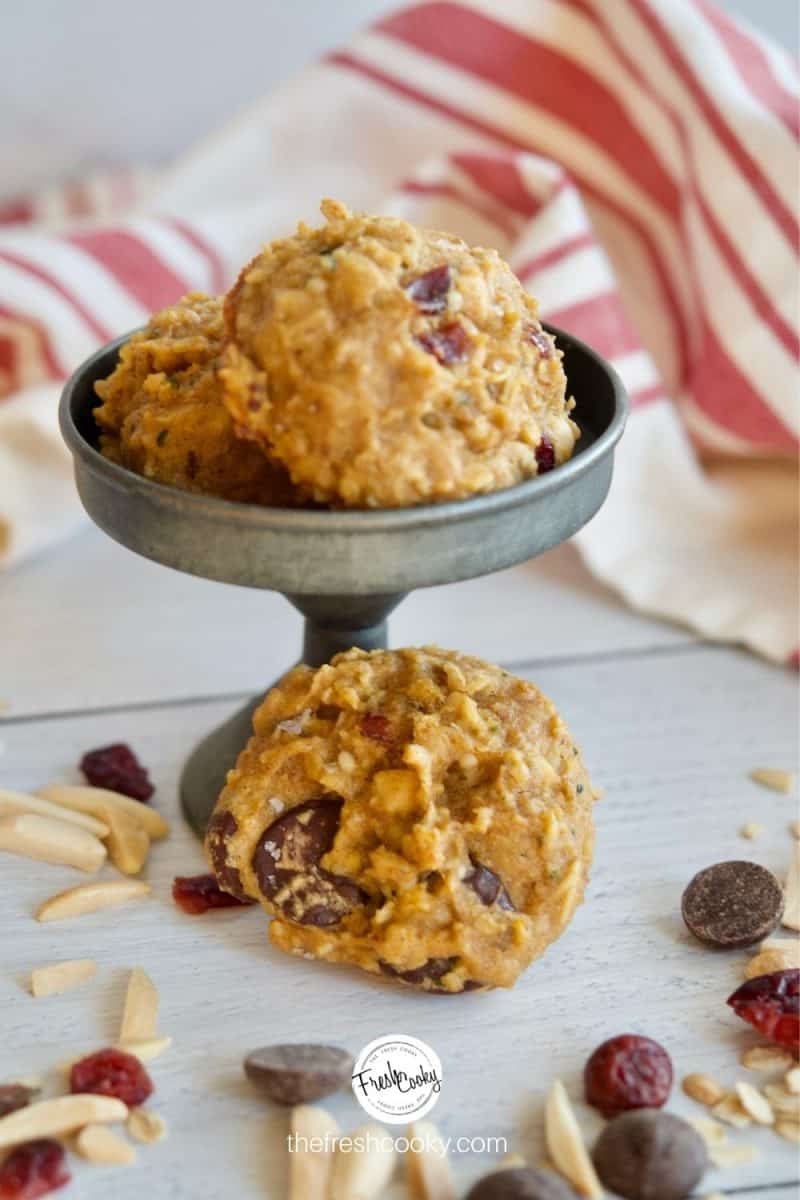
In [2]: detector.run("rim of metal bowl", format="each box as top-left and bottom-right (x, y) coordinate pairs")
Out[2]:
(60, 322), (628, 532)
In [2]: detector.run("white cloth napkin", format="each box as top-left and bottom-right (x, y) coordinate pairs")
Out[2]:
(0, 0), (796, 663)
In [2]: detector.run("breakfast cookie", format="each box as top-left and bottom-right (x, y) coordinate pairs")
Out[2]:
(221, 200), (578, 508)
(95, 293), (298, 505)
(206, 646), (596, 993)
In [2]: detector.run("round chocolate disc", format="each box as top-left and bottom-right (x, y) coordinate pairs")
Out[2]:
(244, 1043), (353, 1106)
(681, 860), (784, 948)
(592, 1111), (707, 1200)
(466, 1166), (579, 1200)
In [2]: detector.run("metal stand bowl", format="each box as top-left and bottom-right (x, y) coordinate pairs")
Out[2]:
(60, 324), (627, 836)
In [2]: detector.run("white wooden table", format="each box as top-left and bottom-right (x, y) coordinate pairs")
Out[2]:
(1, 524), (797, 1199)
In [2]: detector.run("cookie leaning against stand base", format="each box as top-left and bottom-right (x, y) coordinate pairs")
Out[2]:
(206, 646), (596, 993)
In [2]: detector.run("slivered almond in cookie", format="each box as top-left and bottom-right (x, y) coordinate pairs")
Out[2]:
(0, 813), (106, 873)
(102, 806), (150, 876)
(734, 1081), (774, 1125)
(289, 1106), (339, 1200)
(682, 1073), (725, 1107)
(0, 788), (108, 837)
(117, 1036), (172, 1062)
(36, 879), (151, 922)
(0, 1095), (127, 1150)
(119, 968), (159, 1042)
(30, 959), (97, 998)
(126, 1108), (167, 1144)
(37, 784), (169, 841)
(407, 1120), (455, 1200)
(544, 1080), (603, 1198)
(75, 1123), (136, 1165)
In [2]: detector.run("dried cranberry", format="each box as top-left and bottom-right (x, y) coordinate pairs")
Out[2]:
(727, 969), (800, 1055)
(173, 873), (255, 915)
(359, 714), (393, 745)
(417, 322), (470, 365)
(80, 742), (153, 802)
(0, 1140), (69, 1200)
(525, 324), (553, 357)
(406, 264), (451, 313)
(0, 1085), (38, 1118)
(535, 436), (556, 474)
(584, 1034), (673, 1117)
(70, 1047), (153, 1107)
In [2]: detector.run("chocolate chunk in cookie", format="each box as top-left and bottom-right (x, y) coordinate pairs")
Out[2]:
(252, 797), (365, 926)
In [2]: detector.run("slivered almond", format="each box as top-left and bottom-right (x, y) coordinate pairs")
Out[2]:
(0, 1095), (127, 1150)
(741, 1045), (793, 1071)
(117, 1036), (172, 1062)
(711, 1093), (751, 1128)
(103, 806), (150, 876)
(0, 788), (108, 837)
(750, 768), (795, 793)
(776, 1120), (800, 1143)
(495, 1154), (527, 1170)
(37, 784), (169, 841)
(544, 1080), (603, 1199)
(785, 1067), (800, 1094)
(0, 813), (106, 873)
(734, 1081), (774, 1125)
(329, 1123), (395, 1200)
(75, 1123), (135, 1165)
(407, 1120), (455, 1200)
(790, 820), (800, 840)
(739, 822), (764, 840)
(30, 958), (97, 997)
(36, 879), (151, 922)
(745, 945), (800, 979)
(764, 1083), (800, 1116)
(710, 1143), (759, 1166)
(687, 1116), (727, 1149)
(290, 1106), (339, 1200)
(682, 1073), (725, 1107)
(782, 844), (800, 931)
(126, 1108), (167, 1144)
(119, 968), (159, 1042)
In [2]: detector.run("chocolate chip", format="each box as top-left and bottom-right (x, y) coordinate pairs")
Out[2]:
(466, 1166), (578, 1200)
(205, 809), (249, 901)
(592, 1111), (707, 1200)
(465, 860), (515, 911)
(244, 1044), (353, 1106)
(252, 797), (364, 927)
(681, 860), (784, 948)
(379, 957), (484, 993)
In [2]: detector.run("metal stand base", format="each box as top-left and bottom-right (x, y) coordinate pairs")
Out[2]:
(180, 597), (401, 838)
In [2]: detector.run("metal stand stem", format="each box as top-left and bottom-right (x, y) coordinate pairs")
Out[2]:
(180, 599), (400, 838)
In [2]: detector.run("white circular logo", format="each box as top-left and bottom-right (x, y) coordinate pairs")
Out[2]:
(351, 1034), (443, 1124)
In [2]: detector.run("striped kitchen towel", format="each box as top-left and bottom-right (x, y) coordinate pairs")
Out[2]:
(0, 0), (796, 662)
